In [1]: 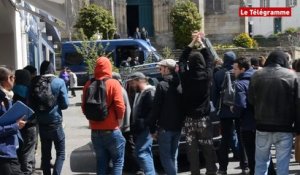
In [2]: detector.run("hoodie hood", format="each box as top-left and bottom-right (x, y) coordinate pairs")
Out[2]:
(188, 52), (206, 70)
(94, 57), (112, 80)
(40, 61), (55, 75)
(223, 51), (236, 69)
(265, 50), (290, 68)
(15, 69), (31, 86)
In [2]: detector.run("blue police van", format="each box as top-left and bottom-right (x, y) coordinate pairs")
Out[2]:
(61, 39), (161, 86)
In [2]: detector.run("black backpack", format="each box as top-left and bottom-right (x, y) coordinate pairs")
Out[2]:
(83, 78), (110, 121)
(220, 70), (236, 107)
(31, 76), (57, 111)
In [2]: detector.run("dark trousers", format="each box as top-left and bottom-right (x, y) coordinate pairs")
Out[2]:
(219, 118), (248, 172)
(39, 124), (65, 175)
(70, 88), (76, 97)
(241, 130), (277, 175)
(184, 117), (218, 175)
(123, 132), (141, 173)
(0, 158), (23, 175)
(17, 125), (37, 175)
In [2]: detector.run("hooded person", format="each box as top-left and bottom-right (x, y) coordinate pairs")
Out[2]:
(178, 33), (218, 175)
(212, 51), (249, 174)
(30, 60), (69, 175)
(13, 69), (38, 174)
(13, 69), (31, 103)
(248, 50), (300, 175)
(81, 57), (126, 175)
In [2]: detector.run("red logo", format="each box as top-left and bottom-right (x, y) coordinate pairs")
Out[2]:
(239, 7), (292, 17)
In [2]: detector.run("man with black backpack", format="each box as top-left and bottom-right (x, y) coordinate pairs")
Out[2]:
(30, 61), (69, 175)
(81, 57), (125, 175)
(212, 52), (248, 175)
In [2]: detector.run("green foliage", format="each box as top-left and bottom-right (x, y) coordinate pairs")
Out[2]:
(233, 33), (257, 48)
(170, 0), (202, 49)
(284, 27), (298, 35)
(74, 4), (116, 39)
(161, 47), (175, 59)
(73, 30), (118, 74)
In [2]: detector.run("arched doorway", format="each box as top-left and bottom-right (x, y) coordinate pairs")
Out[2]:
(126, 0), (154, 37)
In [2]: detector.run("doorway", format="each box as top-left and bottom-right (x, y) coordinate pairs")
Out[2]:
(127, 5), (139, 38)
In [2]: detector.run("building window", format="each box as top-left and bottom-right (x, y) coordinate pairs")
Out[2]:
(286, 0), (297, 7)
(274, 18), (282, 34)
(260, 0), (270, 7)
(205, 0), (225, 13)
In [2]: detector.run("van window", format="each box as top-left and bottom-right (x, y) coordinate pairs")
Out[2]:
(65, 53), (84, 65)
(116, 45), (144, 67)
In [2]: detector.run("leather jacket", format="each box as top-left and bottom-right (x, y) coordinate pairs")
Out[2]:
(248, 65), (300, 133)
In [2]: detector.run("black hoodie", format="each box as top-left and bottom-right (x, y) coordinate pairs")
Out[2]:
(178, 47), (213, 118)
(148, 73), (184, 133)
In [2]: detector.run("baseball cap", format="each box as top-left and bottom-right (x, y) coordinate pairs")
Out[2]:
(157, 59), (177, 68)
(127, 72), (146, 81)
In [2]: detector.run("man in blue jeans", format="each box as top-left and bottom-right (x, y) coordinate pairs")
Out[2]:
(249, 50), (300, 175)
(129, 72), (156, 175)
(148, 59), (184, 175)
(30, 61), (69, 175)
(82, 57), (126, 175)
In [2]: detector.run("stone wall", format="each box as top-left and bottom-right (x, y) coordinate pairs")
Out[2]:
(168, 47), (300, 60)
(205, 0), (248, 44)
(152, 0), (175, 49)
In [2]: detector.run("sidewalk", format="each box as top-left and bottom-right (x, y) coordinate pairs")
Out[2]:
(34, 89), (92, 175)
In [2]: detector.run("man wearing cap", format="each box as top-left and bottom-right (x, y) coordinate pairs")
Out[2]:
(128, 72), (156, 175)
(148, 59), (184, 175)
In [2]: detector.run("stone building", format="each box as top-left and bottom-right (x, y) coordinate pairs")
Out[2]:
(77, 0), (247, 47)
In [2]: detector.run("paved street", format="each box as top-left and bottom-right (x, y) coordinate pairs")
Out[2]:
(34, 90), (300, 175)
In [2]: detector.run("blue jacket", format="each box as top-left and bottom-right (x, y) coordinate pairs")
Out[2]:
(233, 68), (255, 131)
(34, 75), (69, 125)
(0, 90), (22, 159)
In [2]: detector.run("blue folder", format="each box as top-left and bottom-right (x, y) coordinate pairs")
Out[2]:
(0, 101), (35, 126)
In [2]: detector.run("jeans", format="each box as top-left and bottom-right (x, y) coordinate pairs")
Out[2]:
(39, 124), (65, 175)
(157, 129), (181, 175)
(17, 125), (37, 175)
(241, 130), (277, 175)
(135, 129), (155, 175)
(218, 118), (248, 172)
(255, 131), (293, 175)
(184, 117), (218, 175)
(91, 129), (126, 175)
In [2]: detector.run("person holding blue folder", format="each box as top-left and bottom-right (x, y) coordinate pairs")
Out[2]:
(0, 66), (26, 175)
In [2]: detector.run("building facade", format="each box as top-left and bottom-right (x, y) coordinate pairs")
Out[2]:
(91, 0), (247, 47)
(248, 0), (300, 37)
(0, 0), (59, 71)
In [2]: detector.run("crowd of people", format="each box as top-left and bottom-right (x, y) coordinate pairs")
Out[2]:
(0, 61), (69, 175)
(81, 31), (300, 175)
(1, 31), (300, 175)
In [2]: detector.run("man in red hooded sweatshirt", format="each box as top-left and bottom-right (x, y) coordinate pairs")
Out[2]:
(82, 57), (126, 175)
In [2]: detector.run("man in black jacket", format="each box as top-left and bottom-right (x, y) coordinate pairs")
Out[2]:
(129, 72), (156, 175)
(248, 50), (300, 175)
(148, 59), (184, 175)
(178, 32), (218, 175)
